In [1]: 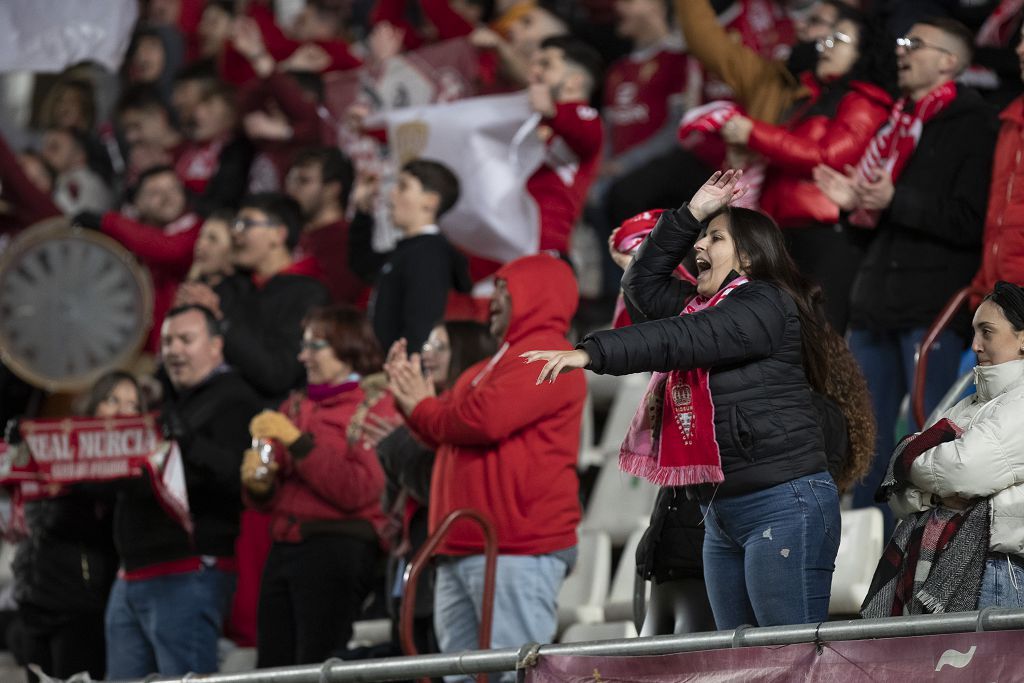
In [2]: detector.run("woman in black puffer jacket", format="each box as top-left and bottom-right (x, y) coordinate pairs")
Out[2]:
(526, 170), (873, 629)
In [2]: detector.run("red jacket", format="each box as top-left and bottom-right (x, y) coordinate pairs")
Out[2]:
(748, 80), (892, 228)
(973, 96), (1024, 300)
(407, 254), (585, 555)
(256, 381), (393, 544)
(100, 211), (201, 352)
(527, 102), (603, 253)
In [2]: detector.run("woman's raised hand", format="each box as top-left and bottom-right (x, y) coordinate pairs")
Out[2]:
(521, 350), (591, 384)
(688, 169), (748, 222)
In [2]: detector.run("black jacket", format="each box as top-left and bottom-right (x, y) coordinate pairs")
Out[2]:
(114, 369), (261, 571)
(579, 206), (828, 497)
(222, 272), (330, 406)
(349, 213), (472, 352)
(14, 490), (117, 617)
(848, 85), (998, 331)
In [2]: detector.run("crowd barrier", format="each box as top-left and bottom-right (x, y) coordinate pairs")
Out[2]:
(118, 608), (1024, 682)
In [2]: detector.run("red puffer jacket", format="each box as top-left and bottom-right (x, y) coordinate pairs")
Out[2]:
(257, 380), (395, 544)
(972, 96), (1024, 302)
(747, 79), (893, 228)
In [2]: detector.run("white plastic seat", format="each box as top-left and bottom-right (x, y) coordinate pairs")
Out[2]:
(557, 529), (612, 633)
(829, 507), (885, 615)
(349, 618), (393, 648)
(603, 524), (649, 623)
(559, 620), (638, 643)
(580, 463), (658, 547)
(595, 373), (651, 461)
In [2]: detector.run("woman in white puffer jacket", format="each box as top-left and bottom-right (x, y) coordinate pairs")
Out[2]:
(891, 281), (1024, 608)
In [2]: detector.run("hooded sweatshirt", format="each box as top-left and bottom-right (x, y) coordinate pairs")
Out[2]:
(406, 254), (585, 555)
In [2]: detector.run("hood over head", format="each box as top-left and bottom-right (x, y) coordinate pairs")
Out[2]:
(495, 253), (577, 344)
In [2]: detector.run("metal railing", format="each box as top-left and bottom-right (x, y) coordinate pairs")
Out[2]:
(399, 508), (498, 683)
(911, 286), (983, 427)
(119, 608), (1024, 682)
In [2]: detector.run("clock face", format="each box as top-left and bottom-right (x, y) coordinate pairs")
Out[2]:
(0, 218), (152, 392)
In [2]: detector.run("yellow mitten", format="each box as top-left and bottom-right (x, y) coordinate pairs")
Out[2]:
(249, 410), (302, 446)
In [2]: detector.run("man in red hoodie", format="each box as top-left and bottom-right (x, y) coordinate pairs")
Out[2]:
(388, 253), (585, 662)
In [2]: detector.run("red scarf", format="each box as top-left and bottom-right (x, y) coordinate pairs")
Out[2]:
(850, 82), (958, 228)
(619, 277), (748, 486)
(976, 0), (1024, 47)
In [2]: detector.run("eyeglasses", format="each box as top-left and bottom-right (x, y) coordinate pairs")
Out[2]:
(300, 339), (330, 352)
(896, 36), (953, 55)
(231, 218), (279, 234)
(422, 340), (450, 354)
(816, 31), (855, 52)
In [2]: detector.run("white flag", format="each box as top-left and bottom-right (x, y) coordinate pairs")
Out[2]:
(0, 0), (138, 73)
(375, 92), (546, 264)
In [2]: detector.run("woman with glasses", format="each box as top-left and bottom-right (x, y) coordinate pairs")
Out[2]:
(240, 305), (398, 667)
(719, 4), (898, 334)
(359, 321), (496, 656)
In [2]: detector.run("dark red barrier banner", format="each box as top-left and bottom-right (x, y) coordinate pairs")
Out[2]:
(527, 630), (1024, 682)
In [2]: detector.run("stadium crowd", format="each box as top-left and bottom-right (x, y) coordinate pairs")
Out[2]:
(1, 0), (1024, 679)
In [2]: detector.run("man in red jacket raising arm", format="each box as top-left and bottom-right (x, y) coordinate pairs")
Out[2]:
(387, 253), (585, 667)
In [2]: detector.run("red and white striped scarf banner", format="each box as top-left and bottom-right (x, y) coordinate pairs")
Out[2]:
(0, 414), (190, 539)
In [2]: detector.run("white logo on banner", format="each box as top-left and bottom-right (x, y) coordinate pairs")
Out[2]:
(934, 645), (977, 671)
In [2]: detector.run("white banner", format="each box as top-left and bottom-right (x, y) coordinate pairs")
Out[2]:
(0, 0), (138, 73)
(375, 92), (545, 264)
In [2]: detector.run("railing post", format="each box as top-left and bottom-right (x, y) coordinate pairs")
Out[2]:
(911, 287), (980, 428)
(400, 508), (499, 683)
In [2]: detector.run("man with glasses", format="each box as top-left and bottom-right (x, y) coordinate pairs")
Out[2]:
(813, 18), (998, 532)
(178, 193), (329, 406)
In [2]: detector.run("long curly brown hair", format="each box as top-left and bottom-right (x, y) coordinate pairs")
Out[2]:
(716, 207), (876, 492)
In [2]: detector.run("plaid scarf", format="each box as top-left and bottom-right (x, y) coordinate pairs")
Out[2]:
(861, 418), (990, 617)
(850, 81), (958, 228)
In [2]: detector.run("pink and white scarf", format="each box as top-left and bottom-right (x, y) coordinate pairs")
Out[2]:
(619, 277), (749, 486)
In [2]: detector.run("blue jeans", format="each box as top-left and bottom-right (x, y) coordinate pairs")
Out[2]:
(701, 473), (841, 629)
(105, 567), (236, 678)
(847, 327), (965, 533)
(978, 555), (1024, 609)
(434, 554), (570, 683)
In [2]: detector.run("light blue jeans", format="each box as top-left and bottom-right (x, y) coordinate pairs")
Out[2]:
(104, 567), (235, 678)
(978, 554), (1024, 609)
(701, 473), (841, 629)
(434, 554), (571, 683)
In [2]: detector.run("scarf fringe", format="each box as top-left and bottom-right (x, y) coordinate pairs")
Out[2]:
(619, 451), (726, 487)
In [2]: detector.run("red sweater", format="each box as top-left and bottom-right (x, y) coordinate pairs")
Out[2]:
(748, 80), (893, 228)
(296, 220), (370, 307)
(407, 254), (584, 555)
(255, 383), (394, 544)
(221, 3), (361, 85)
(973, 96), (1024, 302)
(100, 211), (201, 352)
(527, 102), (603, 253)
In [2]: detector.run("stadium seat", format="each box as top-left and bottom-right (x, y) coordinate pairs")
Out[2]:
(603, 524), (649, 623)
(596, 372), (651, 461)
(557, 529), (612, 633)
(829, 507), (885, 615)
(349, 618), (393, 649)
(559, 620), (639, 643)
(580, 464), (658, 547)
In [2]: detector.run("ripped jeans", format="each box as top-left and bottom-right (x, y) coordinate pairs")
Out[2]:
(701, 473), (841, 629)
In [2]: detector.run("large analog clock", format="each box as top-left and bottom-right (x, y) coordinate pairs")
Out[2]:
(0, 218), (153, 392)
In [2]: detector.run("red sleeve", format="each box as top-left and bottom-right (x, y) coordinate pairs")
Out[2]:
(288, 403), (390, 511)
(421, 0), (475, 40)
(0, 135), (60, 231)
(240, 73), (321, 144)
(747, 91), (890, 175)
(318, 40), (363, 72)
(544, 102), (604, 161)
(100, 213), (199, 276)
(406, 353), (583, 447)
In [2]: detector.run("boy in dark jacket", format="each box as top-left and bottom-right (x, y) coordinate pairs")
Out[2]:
(350, 159), (472, 352)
